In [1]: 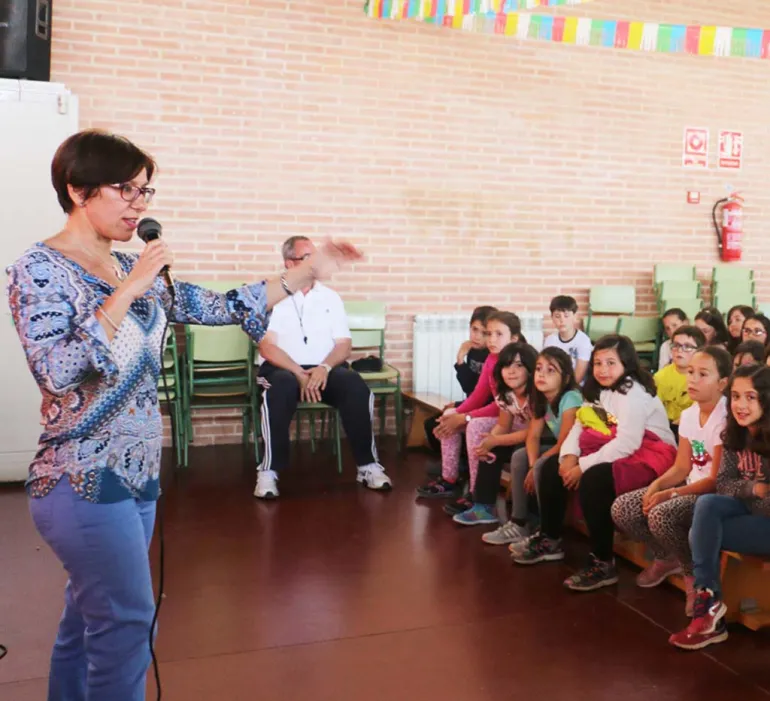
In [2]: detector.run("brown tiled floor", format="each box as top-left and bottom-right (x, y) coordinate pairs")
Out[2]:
(2, 441), (770, 700)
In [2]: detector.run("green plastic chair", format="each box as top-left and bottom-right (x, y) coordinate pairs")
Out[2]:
(294, 399), (343, 473)
(712, 265), (754, 284)
(617, 316), (659, 365)
(157, 326), (185, 467)
(654, 263), (696, 290)
(183, 323), (258, 467)
(712, 280), (756, 301)
(713, 293), (757, 316)
(585, 315), (620, 343)
(658, 297), (703, 321)
(589, 285), (635, 315)
(657, 280), (701, 301)
(345, 301), (403, 450)
(586, 286), (635, 342)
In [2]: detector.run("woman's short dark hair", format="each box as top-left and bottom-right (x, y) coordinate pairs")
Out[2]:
(51, 129), (157, 214)
(486, 311), (522, 340)
(582, 334), (656, 403)
(493, 342), (538, 402)
(470, 305), (498, 326)
(733, 341), (765, 367)
(721, 365), (770, 456)
(694, 307), (731, 346)
(532, 347), (580, 419)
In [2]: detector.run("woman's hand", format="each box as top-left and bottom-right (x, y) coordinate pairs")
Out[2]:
(306, 240), (363, 281)
(433, 412), (466, 439)
(562, 465), (583, 490)
(122, 240), (174, 300)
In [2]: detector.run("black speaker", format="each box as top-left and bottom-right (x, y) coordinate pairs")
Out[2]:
(0, 0), (52, 81)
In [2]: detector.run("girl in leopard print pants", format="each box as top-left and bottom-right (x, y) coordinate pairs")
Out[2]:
(611, 346), (731, 614)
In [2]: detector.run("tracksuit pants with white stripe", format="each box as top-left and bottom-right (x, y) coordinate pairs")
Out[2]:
(257, 362), (379, 472)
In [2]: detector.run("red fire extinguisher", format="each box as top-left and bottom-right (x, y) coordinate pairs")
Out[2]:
(712, 192), (744, 262)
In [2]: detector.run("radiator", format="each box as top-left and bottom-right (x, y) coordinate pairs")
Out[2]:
(412, 313), (544, 402)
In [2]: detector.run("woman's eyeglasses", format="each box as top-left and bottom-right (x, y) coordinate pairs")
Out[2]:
(108, 183), (156, 204)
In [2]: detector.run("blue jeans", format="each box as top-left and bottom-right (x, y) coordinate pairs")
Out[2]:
(689, 494), (770, 595)
(29, 478), (157, 701)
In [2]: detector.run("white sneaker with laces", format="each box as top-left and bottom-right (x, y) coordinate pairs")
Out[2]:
(254, 470), (279, 499)
(357, 463), (393, 491)
(482, 520), (529, 545)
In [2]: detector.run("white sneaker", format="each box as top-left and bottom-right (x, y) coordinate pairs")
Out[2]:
(482, 520), (529, 545)
(254, 470), (279, 499)
(357, 464), (393, 491)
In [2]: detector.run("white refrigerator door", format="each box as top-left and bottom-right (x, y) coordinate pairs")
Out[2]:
(0, 79), (79, 481)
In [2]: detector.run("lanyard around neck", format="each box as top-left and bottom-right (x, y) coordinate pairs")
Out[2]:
(290, 295), (308, 345)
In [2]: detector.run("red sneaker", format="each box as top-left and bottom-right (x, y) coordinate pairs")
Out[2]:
(669, 588), (728, 650)
(669, 620), (728, 650)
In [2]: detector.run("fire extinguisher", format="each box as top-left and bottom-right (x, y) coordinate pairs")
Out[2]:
(712, 192), (744, 262)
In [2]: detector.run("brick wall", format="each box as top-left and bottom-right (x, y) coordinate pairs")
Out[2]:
(51, 0), (770, 444)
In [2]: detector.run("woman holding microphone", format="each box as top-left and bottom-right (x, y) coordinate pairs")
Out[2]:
(7, 129), (361, 700)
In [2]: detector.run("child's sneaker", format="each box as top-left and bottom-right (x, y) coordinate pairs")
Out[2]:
(482, 520), (529, 545)
(443, 496), (473, 516)
(416, 479), (457, 499)
(669, 588), (728, 650)
(669, 619), (729, 651)
(512, 533), (565, 565)
(564, 554), (619, 592)
(636, 557), (682, 588)
(453, 504), (498, 526)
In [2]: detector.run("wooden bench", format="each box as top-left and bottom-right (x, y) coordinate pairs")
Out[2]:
(721, 551), (770, 631)
(565, 501), (770, 630)
(403, 391), (452, 449)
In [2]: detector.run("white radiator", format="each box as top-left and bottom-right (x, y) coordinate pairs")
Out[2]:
(412, 313), (544, 402)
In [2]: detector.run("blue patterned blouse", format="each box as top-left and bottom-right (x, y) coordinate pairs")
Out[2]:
(7, 243), (270, 504)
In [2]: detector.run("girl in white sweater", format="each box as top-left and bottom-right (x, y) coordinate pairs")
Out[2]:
(513, 335), (677, 592)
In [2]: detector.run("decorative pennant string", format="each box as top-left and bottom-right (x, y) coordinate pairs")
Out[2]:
(364, 1), (770, 59)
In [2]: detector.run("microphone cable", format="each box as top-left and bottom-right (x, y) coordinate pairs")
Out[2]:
(150, 282), (177, 701)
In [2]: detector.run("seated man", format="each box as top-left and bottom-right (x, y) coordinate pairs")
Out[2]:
(254, 235), (393, 499)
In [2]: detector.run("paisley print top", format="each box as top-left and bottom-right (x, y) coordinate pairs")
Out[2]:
(7, 243), (270, 503)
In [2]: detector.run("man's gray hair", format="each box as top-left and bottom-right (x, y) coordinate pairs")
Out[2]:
(281, 236), (311, 261)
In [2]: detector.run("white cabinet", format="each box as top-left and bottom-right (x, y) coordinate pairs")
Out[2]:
(0, 79), (78, 481)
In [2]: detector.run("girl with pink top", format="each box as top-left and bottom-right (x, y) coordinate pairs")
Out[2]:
(416, 312), (523, 510)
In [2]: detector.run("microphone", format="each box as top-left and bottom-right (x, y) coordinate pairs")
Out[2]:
(137, 217), (174, 293)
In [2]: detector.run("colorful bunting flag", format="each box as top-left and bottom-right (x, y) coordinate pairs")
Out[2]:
(363, 0), (770, 59)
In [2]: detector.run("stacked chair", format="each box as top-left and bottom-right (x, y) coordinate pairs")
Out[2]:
(181, 282), (259, 468)
(711, 265), (756, 315)
(654, 263), (703, 321)
(585, 285), (657, 366)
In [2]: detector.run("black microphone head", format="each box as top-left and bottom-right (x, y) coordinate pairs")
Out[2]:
(137, 217), (162, 243)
